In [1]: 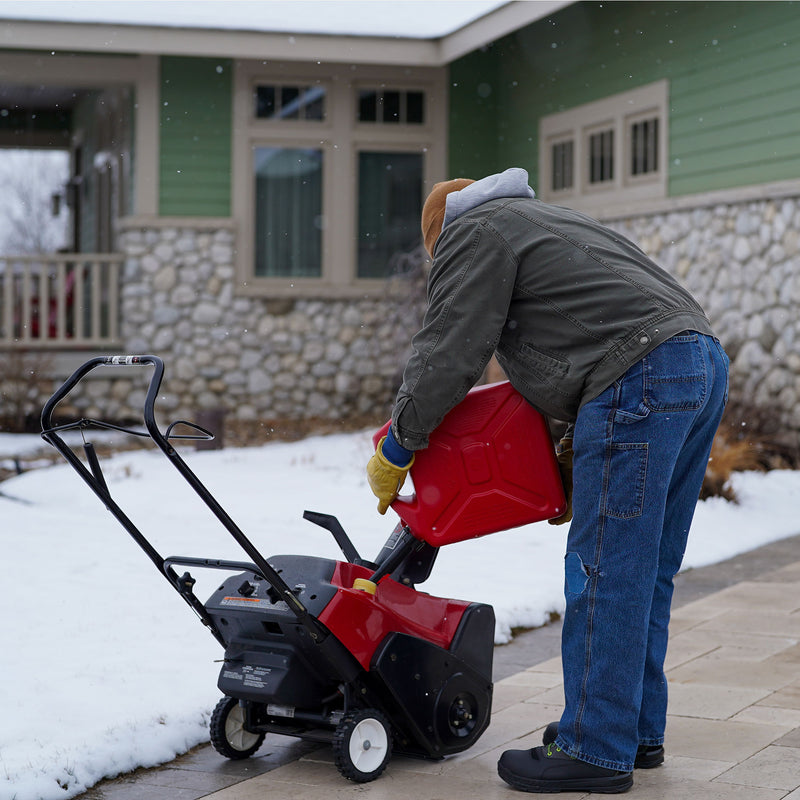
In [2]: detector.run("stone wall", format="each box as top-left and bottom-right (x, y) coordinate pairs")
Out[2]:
(609, 196), (800, 446)
(58, 221), (426, 431)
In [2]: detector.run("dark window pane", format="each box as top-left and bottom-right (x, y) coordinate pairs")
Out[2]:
(254, 147), (322, 278)
(382, 91), (401, 123)
(304, 86), (325, 120)
(255, 86), (276, 118)
(406, 91), (424, 123)
(631, 117), (658, 176)
(358, 151), (423, 278)
(589, 129), (614, 184)
(281, 87), (300, 119)
(552, 140), (574, 191)
(359, 90), (377, 121)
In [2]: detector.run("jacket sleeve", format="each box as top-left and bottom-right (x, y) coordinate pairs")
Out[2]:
(391, 220), (517, 450)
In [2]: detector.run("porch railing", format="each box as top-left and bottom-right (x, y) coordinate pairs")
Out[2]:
(0, 253), (123, 348)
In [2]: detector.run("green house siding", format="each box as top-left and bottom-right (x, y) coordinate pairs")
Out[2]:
(448, 47), (501, 176)
(449, 1), (800, 197)
(159, 56), (233, 217)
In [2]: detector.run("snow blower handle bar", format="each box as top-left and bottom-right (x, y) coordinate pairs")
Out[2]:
(41, 355), (164, 439)
(41, 355), (339, 655)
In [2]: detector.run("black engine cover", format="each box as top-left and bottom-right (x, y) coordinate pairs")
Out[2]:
(205, 555), (341, 706)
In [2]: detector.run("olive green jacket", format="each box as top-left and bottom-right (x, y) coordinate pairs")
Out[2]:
(392, 196), (713, 450)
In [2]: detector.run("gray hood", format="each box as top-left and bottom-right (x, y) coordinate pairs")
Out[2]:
(443, 167), (535, 228)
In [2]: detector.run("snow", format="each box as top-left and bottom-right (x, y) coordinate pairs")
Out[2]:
(0, 429), (798, 800)
(0, 0), (510, 39)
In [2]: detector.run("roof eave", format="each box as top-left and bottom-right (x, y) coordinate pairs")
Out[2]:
(438, 0), (572, 62)
(0, 19), (436, 66)
(0, 1), (572, 66)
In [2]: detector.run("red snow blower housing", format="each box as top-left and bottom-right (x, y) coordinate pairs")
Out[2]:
(41, 356), (565, 782)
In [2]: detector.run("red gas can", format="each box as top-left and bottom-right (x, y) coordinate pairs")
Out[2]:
(373, 381), (566, 546)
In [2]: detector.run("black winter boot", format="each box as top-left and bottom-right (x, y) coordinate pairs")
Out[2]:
(542, 721), (665, 769)
(498, 744), (633, 793)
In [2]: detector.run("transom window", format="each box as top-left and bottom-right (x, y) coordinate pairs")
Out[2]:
(358, 89), (424, 124)
(255, 84), (325, 120)
(539, 80), (668, 213)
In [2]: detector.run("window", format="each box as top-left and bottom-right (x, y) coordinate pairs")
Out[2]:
(551, 139), (574, 192)
(630, 116), (659, 177)
(357, 151), (424, 278)
(255, 84), (325, 120)
(358, 89), (425, 124)
(254, 147), (322, 278)
(539, 81), (668, 213)
(233, 62), (445, 296)
(588, 127), (614, 185)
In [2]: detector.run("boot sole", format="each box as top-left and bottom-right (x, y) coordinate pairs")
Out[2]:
(497, 763), (634, 794)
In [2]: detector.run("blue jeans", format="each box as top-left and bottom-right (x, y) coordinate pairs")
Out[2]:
(554, 332), (729, 771)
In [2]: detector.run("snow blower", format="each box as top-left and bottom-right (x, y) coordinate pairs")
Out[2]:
(41, 355), (565, 782)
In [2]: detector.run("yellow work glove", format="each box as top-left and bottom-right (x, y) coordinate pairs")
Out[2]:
(548, 437), (573, 526)
(367, 436), (415, 515)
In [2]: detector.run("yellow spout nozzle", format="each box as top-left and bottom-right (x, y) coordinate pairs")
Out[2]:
(353, 578), (377, 595)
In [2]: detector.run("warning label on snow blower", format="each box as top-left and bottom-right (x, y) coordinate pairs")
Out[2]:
(220, 596), (263, 608)
(219, 596), (290, 611)
(221, 665), (273, 690)
(242, 665), (272, 689)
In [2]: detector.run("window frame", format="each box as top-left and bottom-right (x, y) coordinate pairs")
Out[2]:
(626, 110), (661, 186)
(538, 80), (668, 214)
(233, 61), (445, 298)
(584, 120), (616, 192)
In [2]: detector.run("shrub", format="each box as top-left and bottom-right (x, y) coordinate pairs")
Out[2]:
(700, 398), (796, 502)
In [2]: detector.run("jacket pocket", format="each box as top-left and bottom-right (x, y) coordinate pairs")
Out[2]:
(517, 342), (571, 380)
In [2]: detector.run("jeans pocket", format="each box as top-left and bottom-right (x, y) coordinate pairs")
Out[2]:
(712, 337), (731, 405)
(613, 360), (651, 422)
(614, 406), (651, 424)
(643, 334), (706, 412)
(604, 442), (648, 518)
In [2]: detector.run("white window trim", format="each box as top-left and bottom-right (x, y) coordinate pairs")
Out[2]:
(539, 80), (668, 216)
(233, 60), (446, 298)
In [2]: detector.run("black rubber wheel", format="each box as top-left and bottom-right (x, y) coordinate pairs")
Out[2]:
(434, 673), (490, 750)
(209, 696), (265, 760)
(333, 708), (392, 782)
